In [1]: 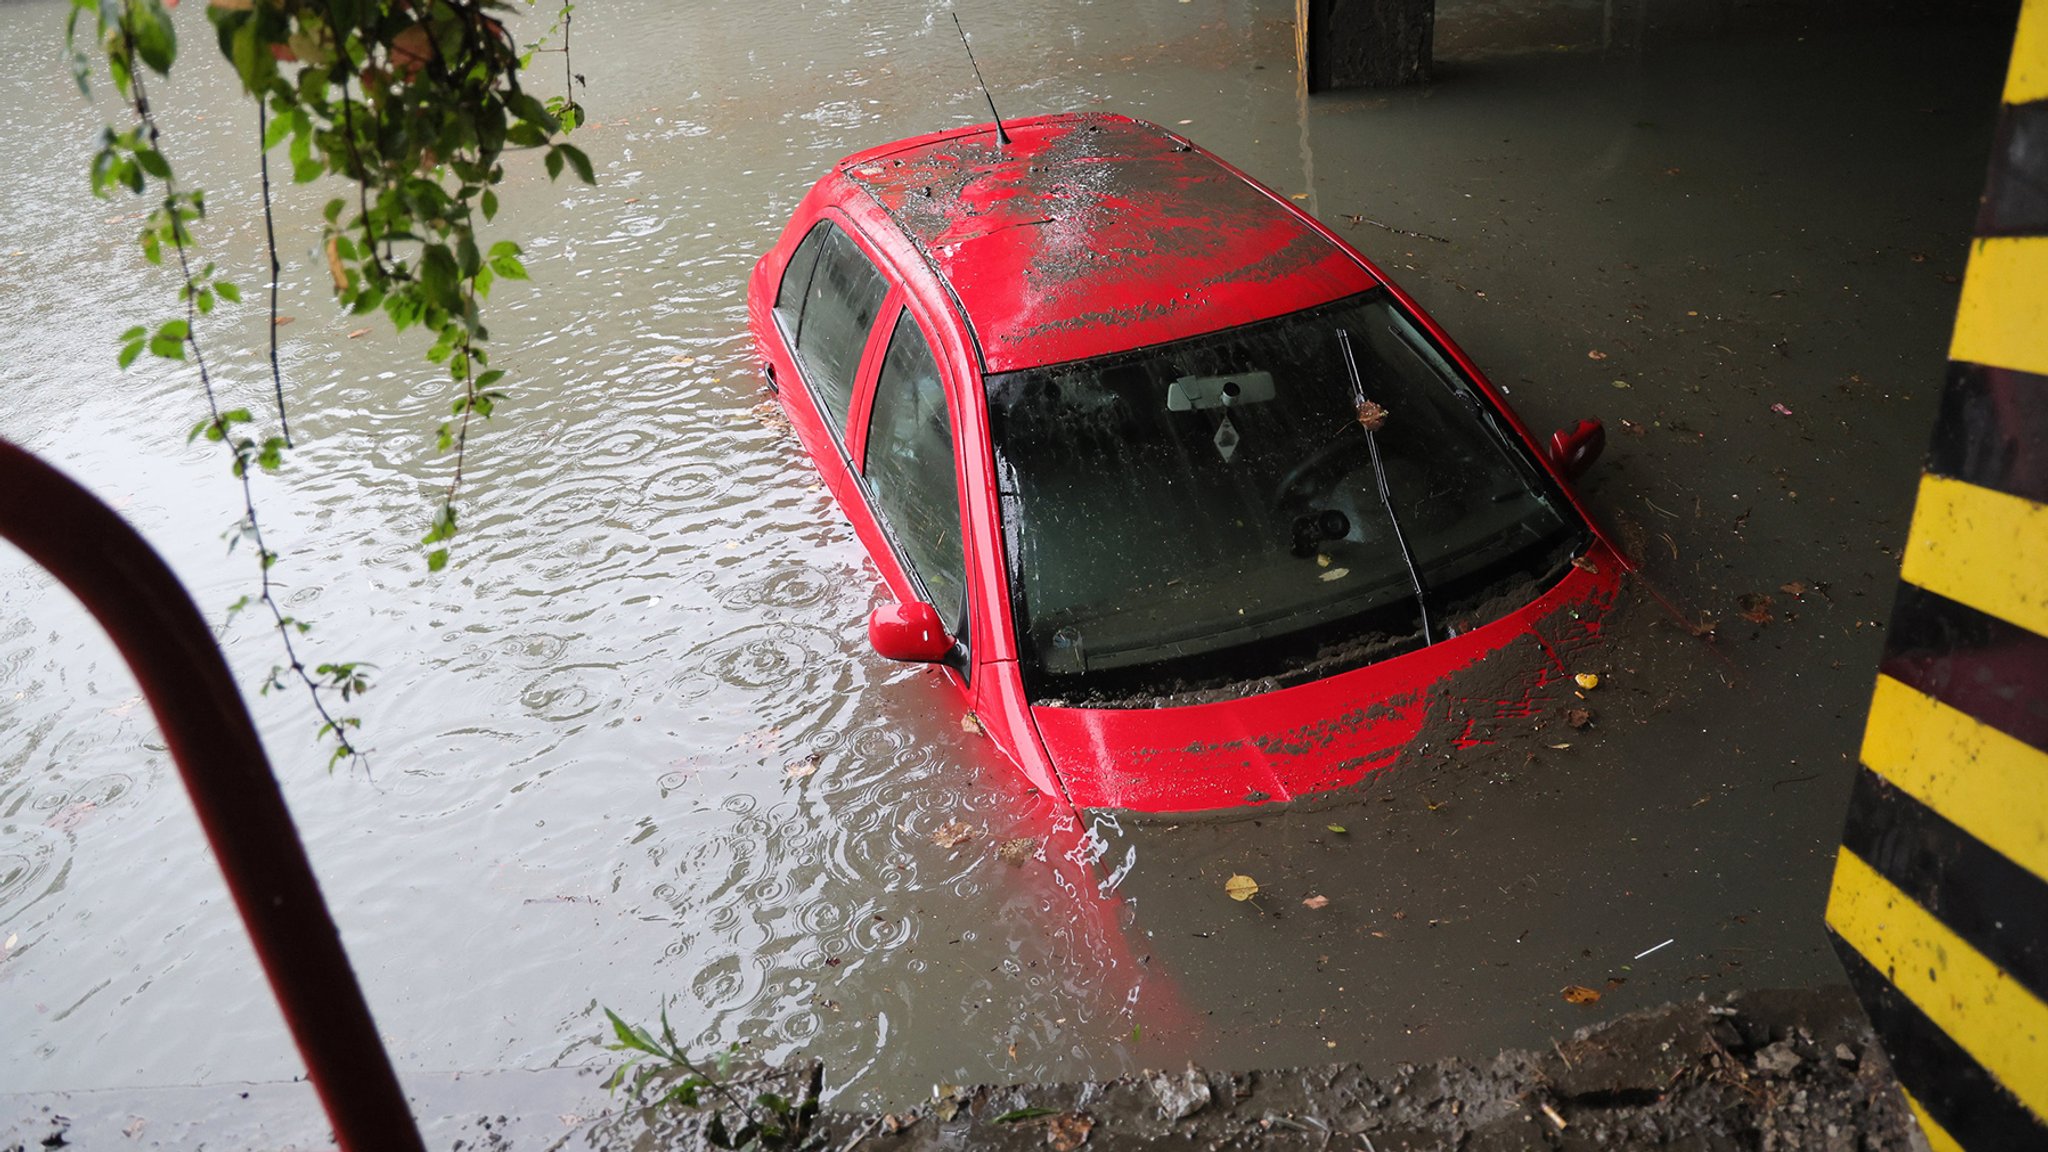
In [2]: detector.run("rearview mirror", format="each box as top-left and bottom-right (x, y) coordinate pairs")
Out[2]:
(868, 601), (953, 663)
(1547, 419), (1605, 480)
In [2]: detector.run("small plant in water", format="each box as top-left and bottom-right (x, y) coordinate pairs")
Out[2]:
(603, 1006), (824, 1150)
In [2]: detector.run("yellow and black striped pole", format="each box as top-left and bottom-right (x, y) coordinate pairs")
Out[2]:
(1825, 3), (2048, 1148)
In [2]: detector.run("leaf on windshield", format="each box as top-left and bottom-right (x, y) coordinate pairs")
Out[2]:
(1224, 874), (1260, 901)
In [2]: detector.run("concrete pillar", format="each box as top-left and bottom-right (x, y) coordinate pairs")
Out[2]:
(1296, 0), (1434, 92)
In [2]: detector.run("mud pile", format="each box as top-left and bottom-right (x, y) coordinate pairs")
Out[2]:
(796, 987), (1923, 1151)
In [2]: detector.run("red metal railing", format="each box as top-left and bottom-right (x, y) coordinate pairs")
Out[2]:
(0, 439), (425, 1152)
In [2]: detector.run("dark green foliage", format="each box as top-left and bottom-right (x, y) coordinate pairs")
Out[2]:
(66, 0), (583, 768)
(604, 1007), (827, 1150)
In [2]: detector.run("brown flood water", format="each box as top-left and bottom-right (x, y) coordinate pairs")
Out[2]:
(0, 0), (2018, 1140)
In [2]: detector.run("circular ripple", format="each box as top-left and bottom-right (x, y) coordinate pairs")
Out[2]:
(797, 899), (847, 937)
(517, 666), (617, 723)
(642, 459), (737, 507)
(689, 951), (762, 1010)
(719, 565), (836, 613)
(669, 623), (840, 702)
(494, 632), (573, 670)
(0, 825), (63, 918)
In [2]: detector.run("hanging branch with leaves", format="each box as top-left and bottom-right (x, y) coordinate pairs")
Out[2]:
(66, 0), (591, 765)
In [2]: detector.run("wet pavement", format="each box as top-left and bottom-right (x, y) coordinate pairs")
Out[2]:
(0, 0), (2021, 1140)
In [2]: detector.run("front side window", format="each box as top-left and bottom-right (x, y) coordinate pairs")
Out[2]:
(864, 310), (968, 639)
(986, 290), (1587, 705)
(773, 223), (828, 330)
(791, 223), (889, 433)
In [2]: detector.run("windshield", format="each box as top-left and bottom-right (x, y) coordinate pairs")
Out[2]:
(985, 290), (1588, 705)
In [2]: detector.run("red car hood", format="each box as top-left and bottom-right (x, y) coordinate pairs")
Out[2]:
(1028, 550), (1622, 813)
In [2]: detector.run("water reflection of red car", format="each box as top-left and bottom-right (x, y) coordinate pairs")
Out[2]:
(746, 112), (1623, 814)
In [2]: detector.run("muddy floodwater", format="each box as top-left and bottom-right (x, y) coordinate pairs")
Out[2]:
(0, 0), (2019, 1139)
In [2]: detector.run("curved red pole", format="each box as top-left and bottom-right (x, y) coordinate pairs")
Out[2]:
(0, 440), (424, 1152)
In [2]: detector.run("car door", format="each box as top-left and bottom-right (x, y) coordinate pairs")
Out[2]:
(769, 215), (899, 506)
(853, 302), (974, 679)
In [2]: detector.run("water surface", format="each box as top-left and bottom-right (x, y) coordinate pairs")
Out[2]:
(0, 0), (2014, 1131)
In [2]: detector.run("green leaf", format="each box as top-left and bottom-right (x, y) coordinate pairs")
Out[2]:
(263, 109), (293, 151)
(420, 244), (460, 313)
(662, 1081), (702, 1108)
(135, 148), (171, 180)
(157, 319), (190, 342)
(544, 146), (565, 181)
(426, 547), (448, 572)
(993, 1107), (1059, 1123)
(216, 281), (241, 303)
(480, 187), (498, 221)
(557, 143), (595, 184)
(128, 0), (178, 76)
(505, 90), (559, 133)
(603, 1008), (660, 1056)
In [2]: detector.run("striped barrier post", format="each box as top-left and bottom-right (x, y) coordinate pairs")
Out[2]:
(1824, 3), (2048, 1148)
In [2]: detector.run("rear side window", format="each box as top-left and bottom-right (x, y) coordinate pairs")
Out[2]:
(864, 310), (968, 638)
(792, 223), (889, 432)
(773, 224), (828, 329)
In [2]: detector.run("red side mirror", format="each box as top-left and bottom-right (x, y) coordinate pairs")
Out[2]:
(1548, 418), (1606, 480)
(868, 601), (953, 663)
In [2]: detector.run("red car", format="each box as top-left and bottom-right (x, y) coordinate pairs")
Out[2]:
(746, 112), (1622, 814)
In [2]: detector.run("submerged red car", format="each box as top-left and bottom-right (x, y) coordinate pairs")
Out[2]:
(746, 112), (1622, 814)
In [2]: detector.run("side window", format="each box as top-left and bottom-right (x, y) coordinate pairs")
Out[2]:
(792, 223), (889, 433)
(773, 223), (828, 331)
(864, 310), (968, 639)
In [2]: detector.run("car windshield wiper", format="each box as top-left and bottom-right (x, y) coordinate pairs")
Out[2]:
(1336, 327), (1436, 644)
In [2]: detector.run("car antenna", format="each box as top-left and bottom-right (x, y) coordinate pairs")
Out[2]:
(1336, 328), (1436, 645)
(952, 13), (1011, 146)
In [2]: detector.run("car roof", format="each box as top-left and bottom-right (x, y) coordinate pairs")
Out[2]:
(838, 113), (1379, 375)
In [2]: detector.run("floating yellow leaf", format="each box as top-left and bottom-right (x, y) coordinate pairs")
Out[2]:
(785, 758), (818, 780)
(325, 235), (346, 293)
(1574, 672), (1600, 690)
(1224, 874), (1259, 901)
(1562, 985), (1602, 1005)
(1326, 824), (1347, 834)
